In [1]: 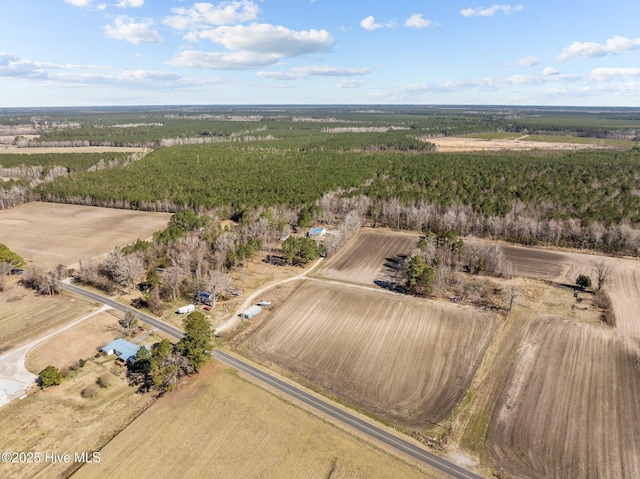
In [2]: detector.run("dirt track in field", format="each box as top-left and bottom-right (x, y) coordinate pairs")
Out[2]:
(247, 281), (497, 427)
(0, 202), (172, 269)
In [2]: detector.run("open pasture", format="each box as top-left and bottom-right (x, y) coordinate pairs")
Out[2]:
(0, 282), (98, 352)
(488, 319), (640, 479)
(24, 310), (121, 374)
(246, 281), (497, 427)
(0, 202), (172, 269)
(73, 360), (440, 479)
(317, 228), (418, 285)
(0, 360), (152, 479)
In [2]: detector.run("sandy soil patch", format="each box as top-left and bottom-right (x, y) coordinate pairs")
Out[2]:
(73, 360), (442, 479)
(246, 281), (497, 427)
(429, 136), (611, 152)
(0, 202), (172, 269)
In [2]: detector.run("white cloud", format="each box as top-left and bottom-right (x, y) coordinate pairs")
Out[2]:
(258, 65), (371, 80)
(542, 66), (560, 76)
(294, 65), (371, 76)
(97, 3), (107, 10)
(0, 53), (48, 79)
(169, 50), (281, 69)
(103, 16), (164, 44)
(164, 1), (259, 30)
(360, 16), (383, 31)
(589, 67), (640, 82)
(516, 55), (540, 67)
(460, 4), (524, 17)
(192, 24), (332, 56)
(557, 36), (640, 61)
(116, 0), (144, 7)
(64, 0), (91, 7)
(337, 79), (365, 88)
(404, 14), (432, 29)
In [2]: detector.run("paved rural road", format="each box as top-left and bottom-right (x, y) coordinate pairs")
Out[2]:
(61, 281), (184, 340)
(213, 349), (485, 479)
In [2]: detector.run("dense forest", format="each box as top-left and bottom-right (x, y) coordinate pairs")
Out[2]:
(1, 105), (640, 254)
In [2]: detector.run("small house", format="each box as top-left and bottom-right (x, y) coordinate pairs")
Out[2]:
(101, 338), (143, 364)
(307, 227), (326, 237)
(239, 305), (262, 319)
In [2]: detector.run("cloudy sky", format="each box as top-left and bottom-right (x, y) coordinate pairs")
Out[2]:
(1, 0), (639, 106)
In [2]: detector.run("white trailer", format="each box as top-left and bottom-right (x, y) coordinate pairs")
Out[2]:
(176, 304), (196, 314)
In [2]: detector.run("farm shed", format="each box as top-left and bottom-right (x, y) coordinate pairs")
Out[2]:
(101, 338), (144, 363)
(240, 305), (262, 319)
(307, 227), (326, 237)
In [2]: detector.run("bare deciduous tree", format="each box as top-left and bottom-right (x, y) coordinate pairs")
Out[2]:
(200, 270), (232, 304)
(103, 249), (145, 293)
(594, 261), (613, 293)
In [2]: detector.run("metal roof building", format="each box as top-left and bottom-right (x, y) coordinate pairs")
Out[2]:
(239, 305), (262, 319)
(101, 338), (142, 363)
(307, 227), (326, 237)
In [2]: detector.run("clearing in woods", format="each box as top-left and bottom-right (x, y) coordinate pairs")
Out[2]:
(246, 281), (497, 428)
(72, 360), (444, 479)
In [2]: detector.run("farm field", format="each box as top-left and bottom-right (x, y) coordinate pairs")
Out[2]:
(0, 146), (147, 154)
(73, 360), (442, 479)
(0, 202), (172, 269)
(245, 280), (497, 428)
(488, 319), (640, 478)
(249, 228), (640, 478)
(24, 310), (123, 375)
(0, 359), (153, 479)
(316, 228), (417, 285)
(429, 136), (614, 152)
(474, 239), (640, 339)
(0, 279), (98, 353)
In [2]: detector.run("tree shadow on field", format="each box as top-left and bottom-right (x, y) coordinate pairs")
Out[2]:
(375, 254), (408, 293)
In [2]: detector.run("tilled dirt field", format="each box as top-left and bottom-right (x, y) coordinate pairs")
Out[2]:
(316, 229), (418, 285)
(0, 202), (172, 269)
(246, 281), (497, 427)
(489, 319), (640, 479)
(429, 136), (611, 152)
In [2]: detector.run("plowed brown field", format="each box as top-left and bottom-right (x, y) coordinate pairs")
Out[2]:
(247, 281), (497, 427)
(0, 202), (172, 269)
(489, 320), (640, 479)
(317, 229), (417, 285)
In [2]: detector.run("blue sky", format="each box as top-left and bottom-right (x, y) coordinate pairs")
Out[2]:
(1, 0), (639, 106)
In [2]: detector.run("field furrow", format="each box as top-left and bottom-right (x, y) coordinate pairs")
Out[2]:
(247, 281), (497, 427)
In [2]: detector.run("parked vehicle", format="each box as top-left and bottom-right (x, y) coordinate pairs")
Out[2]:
(176, 304), (196, 314)
(196, 291), (213, 306)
